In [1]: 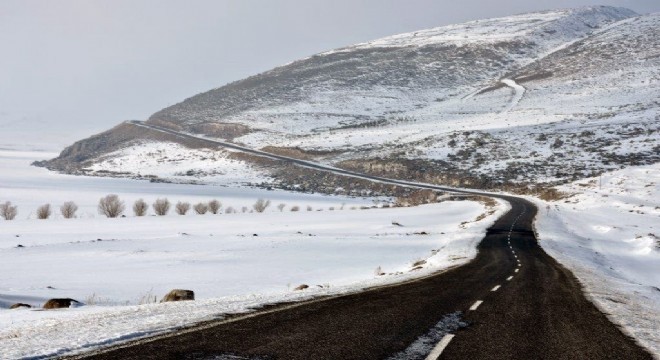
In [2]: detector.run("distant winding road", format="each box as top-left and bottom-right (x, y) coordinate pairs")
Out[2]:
(63, 121), (653, 360)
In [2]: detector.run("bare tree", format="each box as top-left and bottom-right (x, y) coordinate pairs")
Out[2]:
(36, 204), (52, 219)
(153, 198), (170, 216)
(133, 199), (148, 216)
(175, 201), (190, 215)
(277, 203), (286, 212)
(253, 199), (271, 213)
(98, 194), (125, 218)
(290, 205), (300, 212)
(306, 205), (313, 212)
(0, 201), (18, 220)
(60, 201), (78, 219)
(241, 206), (248, 213)
(225, 206), (235, 214)
(194, 202), (208, 214)
(208, 199), (221, 214)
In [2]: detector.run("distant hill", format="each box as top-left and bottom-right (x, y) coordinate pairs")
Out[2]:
(40, 6), (659, 194)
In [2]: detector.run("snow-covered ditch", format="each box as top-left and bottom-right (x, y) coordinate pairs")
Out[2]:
(0, 150), (508, 359)
(532, 163), (660, 356)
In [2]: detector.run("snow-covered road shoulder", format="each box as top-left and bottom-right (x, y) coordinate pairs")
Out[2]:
(531, 163), (660, 356)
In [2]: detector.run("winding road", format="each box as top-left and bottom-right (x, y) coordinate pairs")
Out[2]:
(64, 121), (653, 360)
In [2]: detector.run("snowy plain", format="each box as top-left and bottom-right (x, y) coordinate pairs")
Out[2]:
(0, 150), (507, 359)
(532, 163), (660, 356)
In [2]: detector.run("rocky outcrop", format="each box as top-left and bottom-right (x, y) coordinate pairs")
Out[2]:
(9, 303), (31, 309)
(43, 298), (81, 309)
(160, 289), (195, 302)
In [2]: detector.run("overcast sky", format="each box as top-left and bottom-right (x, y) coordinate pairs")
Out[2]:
(1, 0), (658, 150)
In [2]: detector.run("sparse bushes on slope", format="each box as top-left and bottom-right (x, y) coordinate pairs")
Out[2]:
(133, 199), (148, 216)
(395, 189), (438, 207)
(36, 204), (51, 219)
(175, 201), (190, 215)
(60, 201), (78, 219)
(153, 198), (170, 216)
(0, 201), (18, 220)
(277, 203), (286, 212)
(98, 194), (125, 218)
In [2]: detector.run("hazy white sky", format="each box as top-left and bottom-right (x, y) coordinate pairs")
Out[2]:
(1, 0), (658, 150)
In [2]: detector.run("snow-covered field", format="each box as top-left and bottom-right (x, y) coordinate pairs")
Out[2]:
(0, 150), (507, 359)
(533, 163), (660, 356)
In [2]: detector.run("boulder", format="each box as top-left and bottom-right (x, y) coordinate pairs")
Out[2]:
(10, 303), (31, 309)
(161, 289), (195, 302)
(43, 298), (81, 309)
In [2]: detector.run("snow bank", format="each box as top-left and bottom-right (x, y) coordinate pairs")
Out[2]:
(532, 163), (660, 356)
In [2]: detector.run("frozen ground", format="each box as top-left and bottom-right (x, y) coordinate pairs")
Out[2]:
(532, 163), (660, 356)
(0, 150), (507, 359)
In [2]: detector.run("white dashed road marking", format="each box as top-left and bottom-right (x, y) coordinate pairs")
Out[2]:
(425, 334), (456, 360)
(491, 285), (501, 292)
(507, 276), (513, 281)
(515, 269), (519, 273)
(469, 300), (484, 311)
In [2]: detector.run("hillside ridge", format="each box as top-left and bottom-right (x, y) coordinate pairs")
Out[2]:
(40, 6), (659, 196)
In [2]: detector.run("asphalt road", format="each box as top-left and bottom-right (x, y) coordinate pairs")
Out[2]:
(64, 122), (653, 360)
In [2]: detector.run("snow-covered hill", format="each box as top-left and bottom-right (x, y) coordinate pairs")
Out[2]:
(42, 6), (659, 193)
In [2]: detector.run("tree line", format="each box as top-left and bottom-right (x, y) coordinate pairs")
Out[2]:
(0, 195), (275, 220)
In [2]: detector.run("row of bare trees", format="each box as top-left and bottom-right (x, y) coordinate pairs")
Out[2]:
(2, 195), (276, 220)
(0, 201), (77, 220)
(97, 196), (269, 217)
(96, 195), (227, 218)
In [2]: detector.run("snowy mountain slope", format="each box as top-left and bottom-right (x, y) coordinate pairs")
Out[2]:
(41, 6), (659, 192)
(329, 10), (659, 188)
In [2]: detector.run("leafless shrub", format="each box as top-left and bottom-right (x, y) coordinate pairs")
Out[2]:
(253, 199), (271, 213)
(277, 203), (286, 212)
(153, 198), (170, 216)
(98, 194), (125, 218)
(0, 201), (18, 220)
(137, 289), (158, 305)
(194, 202), (209, 215)
(290, 205), (300, 212)
(175, 202), (191, 215)
(225, 206), (236, 214)
(328, 206), (335, 211)
(306, 205), (313, 212)
(36, 204), (52, 219)
(241, 206), (248, 213)
(374, 266), (385, 276)
(133, 199), (148, 216)
(60, 201), (78, 219)
(208, 199), (221, 214)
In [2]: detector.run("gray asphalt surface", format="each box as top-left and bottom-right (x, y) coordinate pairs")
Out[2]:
(62, 122), (653, 360)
